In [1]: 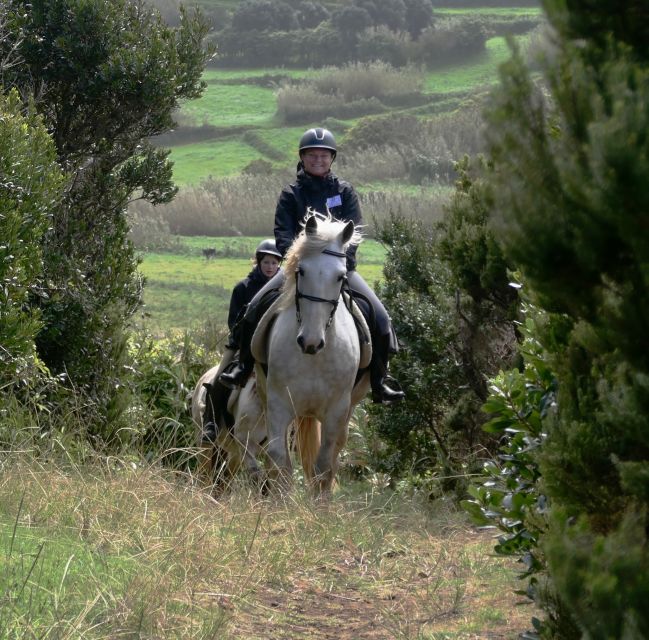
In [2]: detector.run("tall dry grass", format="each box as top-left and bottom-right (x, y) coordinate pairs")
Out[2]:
(276, 61), (425, 124)
(129, 175), (451, 242)
(0, 453), (535, 639)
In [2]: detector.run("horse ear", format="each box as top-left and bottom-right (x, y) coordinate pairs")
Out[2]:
(341, 220), (355, 245)
(305, 214), (318, 236)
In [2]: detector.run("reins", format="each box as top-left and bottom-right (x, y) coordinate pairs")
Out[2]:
(294, 248), (346, 329)
(293, 248), (371, 345)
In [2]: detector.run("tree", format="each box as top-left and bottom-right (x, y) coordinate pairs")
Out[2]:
(403, 0), (434, 40)
(231, 0), (299, 32)
(2, 0), (212, 439)
(483, 0), (649, 634)
(296, 1), (329, 29)
(367, 161), (518, 493)
(330, 6), (372, 52)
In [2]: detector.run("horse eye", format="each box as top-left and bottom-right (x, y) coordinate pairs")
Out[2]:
(298, 267), (304, 276)
(337, 274), (345, 282)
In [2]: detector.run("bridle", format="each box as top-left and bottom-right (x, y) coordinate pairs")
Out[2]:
(294, 248), (353, 329)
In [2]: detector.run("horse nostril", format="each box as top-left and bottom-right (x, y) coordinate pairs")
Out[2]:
(297, 335), (305, 351)
(317, 339), (325, 351)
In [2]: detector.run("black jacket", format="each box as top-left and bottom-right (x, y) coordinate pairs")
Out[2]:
(227, 265), (273, 330)
(274, 167), (362, 271)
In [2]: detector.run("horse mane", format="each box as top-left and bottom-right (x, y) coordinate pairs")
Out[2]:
(279, 210), (363, 308)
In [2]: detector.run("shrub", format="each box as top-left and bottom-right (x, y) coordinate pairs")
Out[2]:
(276, 84), (387, 124)
(364, 157), (518, 494)
(0, 90), (65, 391)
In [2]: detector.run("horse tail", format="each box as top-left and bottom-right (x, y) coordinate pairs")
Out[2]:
(294, 416), (321, 485)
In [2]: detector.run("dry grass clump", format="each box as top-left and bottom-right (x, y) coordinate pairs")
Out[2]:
(129, 172), (452, 240)
(312, 62), (423, 102)
(0, 455), (535, 639)
(276, 61), (425, 124)
(129, 173), (290, 238)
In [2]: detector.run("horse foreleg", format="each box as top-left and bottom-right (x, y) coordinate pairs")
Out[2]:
(314, 403), (350, 498)
(265, 399), (294, 492)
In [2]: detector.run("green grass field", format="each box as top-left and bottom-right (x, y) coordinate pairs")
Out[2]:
(423, 36), (515, 93)
(139, 236), (387, 332)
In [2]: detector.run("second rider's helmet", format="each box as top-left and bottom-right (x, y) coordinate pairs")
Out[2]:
(255, 239), (282, 262)
(298, 128), (337, 159)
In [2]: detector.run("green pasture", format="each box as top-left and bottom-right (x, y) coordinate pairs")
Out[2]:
(139, 236), (386, 332)
(423, 36), (515, 93)
(168, 36), (521, 185)
(181, 83), (277, 128)
(169, 137), (260, 183)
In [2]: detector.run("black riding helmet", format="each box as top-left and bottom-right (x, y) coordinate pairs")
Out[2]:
(255, 239), (282, 262)
(298, 127), (337, 160)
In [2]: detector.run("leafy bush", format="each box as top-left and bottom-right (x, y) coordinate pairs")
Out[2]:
(129, 329), (218, 466)
(364, 156), (519, 495)
(0, 90), (65, 390)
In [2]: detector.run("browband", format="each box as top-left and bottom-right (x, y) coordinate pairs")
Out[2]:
(322, 248), (346, 258)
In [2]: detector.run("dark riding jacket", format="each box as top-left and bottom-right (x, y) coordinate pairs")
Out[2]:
(228, 265), (275, 331)
(274, 167), (362, 272)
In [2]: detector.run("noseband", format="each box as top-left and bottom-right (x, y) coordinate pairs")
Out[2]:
(294, 248), (350, 329)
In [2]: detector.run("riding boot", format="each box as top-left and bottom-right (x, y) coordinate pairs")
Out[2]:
(219, 315), (255, 389)
(370, 332), (405, 404)
(201, 378), (223, 443)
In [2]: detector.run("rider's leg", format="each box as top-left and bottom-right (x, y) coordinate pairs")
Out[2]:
(202, 364), (231, 443)
(219, 271), (286, 389)
(346, 271), (405, 404)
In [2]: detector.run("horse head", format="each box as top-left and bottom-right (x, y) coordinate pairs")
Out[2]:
(286, 212), (359, 355)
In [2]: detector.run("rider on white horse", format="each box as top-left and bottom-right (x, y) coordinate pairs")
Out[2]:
(220, 127), (405, 405)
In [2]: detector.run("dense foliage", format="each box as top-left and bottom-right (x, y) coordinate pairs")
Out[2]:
(0, 0), (212, 441)
(0, 91), (65, 390)
(463, 0), (649, 635)
(212, 0), (498, 68)
(367, 158), (518, 495)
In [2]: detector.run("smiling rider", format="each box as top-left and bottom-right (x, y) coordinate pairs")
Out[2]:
(219, 127), (405, 405)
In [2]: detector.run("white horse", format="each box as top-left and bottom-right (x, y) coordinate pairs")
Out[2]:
(252, 213), (372, 496)
(191, 359), (267, 491)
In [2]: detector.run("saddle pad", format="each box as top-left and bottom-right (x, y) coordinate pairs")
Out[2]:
(347, 294), (372, 369)
(250, 295), (284, 364)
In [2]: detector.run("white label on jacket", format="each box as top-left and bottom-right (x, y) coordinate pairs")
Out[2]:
(326, 195), (342, 209)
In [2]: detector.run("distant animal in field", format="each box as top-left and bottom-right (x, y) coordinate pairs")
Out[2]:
(251, 212), (371, 498)
(202, 247), (217, 260)
(191, 359), (267, 491)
